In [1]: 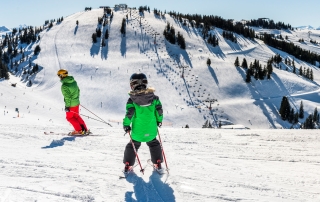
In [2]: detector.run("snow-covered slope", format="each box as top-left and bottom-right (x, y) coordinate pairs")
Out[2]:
(0, 124), (320, 201)
(1, 9), (320, 130)
(0, 26), (10, 32)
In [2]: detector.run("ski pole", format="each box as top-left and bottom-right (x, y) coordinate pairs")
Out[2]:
(127, 131), (145, 174)
(157, 128), (169, 174)
(70, 111), (111, 126)
(80, 104), (112, 127)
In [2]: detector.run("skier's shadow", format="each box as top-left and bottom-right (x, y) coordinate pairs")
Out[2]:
(125, 171), (175, 202)
(41, 137), (76, 149)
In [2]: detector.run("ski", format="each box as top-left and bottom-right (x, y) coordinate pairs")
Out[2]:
(44, 130), (92, 136)
(119, 163), (148, 179)
(44, 131), (66, 136)
(147, 159), (168, 175)
(119, 163), (139, 179)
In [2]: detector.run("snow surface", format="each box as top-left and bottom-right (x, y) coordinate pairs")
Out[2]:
(1, 8), (320, 201)
(0, 124), (320, 202)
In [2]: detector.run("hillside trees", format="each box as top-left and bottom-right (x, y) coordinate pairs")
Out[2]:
(0, 60), (10, 79)
(163, 22), (176, 44)
(168, 12), (255, 39)
(163, 23), (186, 49)
(207, 33), (218, 47)
(282, 57), (314, 81)
(176, 32), (186, 49)
(246, 18), (292, 30)
(222, 31), (237, 43)
(260, 33), (320, 65)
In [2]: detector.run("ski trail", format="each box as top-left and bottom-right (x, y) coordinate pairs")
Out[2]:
(34, 12), (85, 91)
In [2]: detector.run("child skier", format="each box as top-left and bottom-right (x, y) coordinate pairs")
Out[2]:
(123, 73), (163, 172)
(57, 69), (88, 135)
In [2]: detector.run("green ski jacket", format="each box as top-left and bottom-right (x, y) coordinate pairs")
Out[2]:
(60, 76), (80, 107)
(123, 88), (163, 142)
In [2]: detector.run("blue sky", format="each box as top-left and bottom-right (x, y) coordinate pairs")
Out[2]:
(0, 0), (319, 29)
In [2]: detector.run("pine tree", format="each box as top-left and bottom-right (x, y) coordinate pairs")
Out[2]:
(92, 33), (97, 43)
(234, 57), (240, 67)
(299, 66), (303, 76)
(206, 58), (211, 66)
(279, 96), (290, 120)
(120, 18), (126, 36)
(313, 107), (318, 123)
(179, 34), (186, 49)
(299, 101), (304, 119)
(294, 112), (299, 123)
(292, 59), (295, 68)
(101, 39), (106, 47)
(0, 61), (10, 79)
(105, 29), (109, 39)
(34, 45), (41, 55)
(241, 58), (248, 68)
(245, 69), (251, 83)
(306, 68), (310, 79)
(96, 28), (102, 37)
(304, 114), (314, 129)
(288, 108), (294, 123)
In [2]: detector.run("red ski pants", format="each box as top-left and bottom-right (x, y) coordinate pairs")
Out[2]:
(66, 105), (88, 131)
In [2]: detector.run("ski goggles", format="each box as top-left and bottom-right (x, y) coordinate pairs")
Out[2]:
(130, 79), (148, 86)
(57, 73), (68, 78)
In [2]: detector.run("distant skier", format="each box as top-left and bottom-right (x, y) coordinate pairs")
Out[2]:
(123, 73), (163, 172)
(57, 69), (88, 135)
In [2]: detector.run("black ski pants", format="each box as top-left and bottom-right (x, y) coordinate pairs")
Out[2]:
(123, 138), (163, 166)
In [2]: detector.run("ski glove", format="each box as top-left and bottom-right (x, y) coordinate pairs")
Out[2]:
(124, 126), (131, 133)
(157, 122), (162, 127)
(65, 106), (70, 112)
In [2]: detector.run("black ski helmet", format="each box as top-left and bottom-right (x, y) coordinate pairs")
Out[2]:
(130, 73), (148, 90)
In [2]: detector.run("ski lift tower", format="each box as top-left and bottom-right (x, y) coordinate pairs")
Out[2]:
(204, 98), (218, 127)
(178, 64), (188, 78)
(204, 98), (217, 111)
(153, 32), (160, 44)
(308, 31), (312, 39)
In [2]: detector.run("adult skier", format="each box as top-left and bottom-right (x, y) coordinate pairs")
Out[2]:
(123, 73), (163, 172)
(57, 69), (88, 135)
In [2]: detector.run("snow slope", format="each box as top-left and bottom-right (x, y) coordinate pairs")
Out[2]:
(2, 8), (320, 129)
(0, 124), (320, 202)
